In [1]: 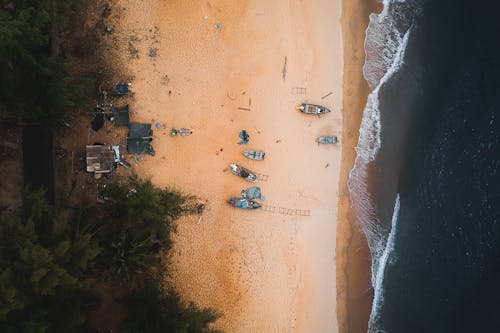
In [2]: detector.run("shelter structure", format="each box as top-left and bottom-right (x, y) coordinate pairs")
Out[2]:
(126, 123), (155, 155)
(111, 105), (130, 126)
(86, 145), (119, 174)
(108, 82), (133, 97)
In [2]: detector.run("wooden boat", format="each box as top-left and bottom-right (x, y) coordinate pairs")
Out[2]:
(243, 150), (265, 160)
(297, 103), (331, 115)
(316, 135), (338, 144)
(229, 163), (258, 182)
(170, 128), (192, 136)
(241, 186), (265, 201)
(228, 197), (261, 210)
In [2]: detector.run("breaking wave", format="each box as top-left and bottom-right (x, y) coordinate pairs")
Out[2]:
(347, 0), (425, 332)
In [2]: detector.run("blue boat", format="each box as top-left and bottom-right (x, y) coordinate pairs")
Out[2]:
(228, 197), (261, 210)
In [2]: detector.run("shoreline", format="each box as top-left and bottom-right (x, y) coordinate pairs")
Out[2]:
(337, 0), (378, 332)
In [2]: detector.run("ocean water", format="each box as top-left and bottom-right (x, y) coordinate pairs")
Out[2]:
(348, 0), (500, 332)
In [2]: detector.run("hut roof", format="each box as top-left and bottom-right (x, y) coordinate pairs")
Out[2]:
(86, 145), (116, 173)
(126, 122), (155, 155)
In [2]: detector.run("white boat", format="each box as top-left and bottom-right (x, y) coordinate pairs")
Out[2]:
(243, 150), (265, 160)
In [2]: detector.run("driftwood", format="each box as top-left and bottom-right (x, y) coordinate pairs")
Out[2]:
(321, 92), (333, 99)
(282, 56), (288, 81)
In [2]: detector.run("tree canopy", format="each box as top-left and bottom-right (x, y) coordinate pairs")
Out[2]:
(97, 175), (194, 280)
(122, 284), (221, 333)
(0, 0), (89, 125)
(0, 190), (100, 332)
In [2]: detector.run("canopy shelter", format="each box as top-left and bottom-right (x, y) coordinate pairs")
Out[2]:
(86, 145), (118, 173)
(111, 105), (130, 126)
(127, 122), (155, 155)
(126, 138), (155, 155)
(108, 83), (133, 97)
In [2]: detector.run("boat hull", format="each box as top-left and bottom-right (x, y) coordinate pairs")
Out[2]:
(298, 103), (331, 115)
(229, 163), (258, 182)
(243, 150), (265, 160)
(316, 136), (338, 144)
(228, 197), (261, 210)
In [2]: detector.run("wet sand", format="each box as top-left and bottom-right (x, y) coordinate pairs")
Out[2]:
(336, 0), (378, 332)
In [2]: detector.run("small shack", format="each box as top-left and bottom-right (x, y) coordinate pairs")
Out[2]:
(127, 123), (155, 155)
(86, 145), (118, 174)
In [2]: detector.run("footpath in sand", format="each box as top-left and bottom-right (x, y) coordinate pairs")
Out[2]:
(110, 0), (343, 331)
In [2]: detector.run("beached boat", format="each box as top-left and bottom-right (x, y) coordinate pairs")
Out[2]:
(241, 186), (265, 201)
(170, 128), (192, 136)
(229, 163), (258, 182)
(228, 197), (261, 210)
(297, 103), (331, 115)
(316, 135), (338, 144)
(243, 150), (265, 160)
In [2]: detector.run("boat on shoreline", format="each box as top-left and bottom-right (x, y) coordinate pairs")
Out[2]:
(170, 128), (192, 136)
(316, 135), (338, 145)
(229, 163), (258, 182)
(228, 197), (261, 210)
(243, 150), (265, 160)
(297, 103), (331, 115)
(241, 186), (265, 201)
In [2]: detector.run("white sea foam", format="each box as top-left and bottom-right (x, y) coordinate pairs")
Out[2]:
(347, 0), (425, 331)
(368, 194), (400, 333)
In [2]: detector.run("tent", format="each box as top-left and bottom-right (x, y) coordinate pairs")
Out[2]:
(127, 122), (155, 155)
(112, 105), (130, 126)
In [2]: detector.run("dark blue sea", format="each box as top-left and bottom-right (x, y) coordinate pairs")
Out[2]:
(348, 1), (500, 332)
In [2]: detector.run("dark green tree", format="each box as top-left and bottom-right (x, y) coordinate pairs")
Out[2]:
(121, 283), (221, 333)
(0, 0), (90, 125)
(98, 176), (194, 280)
(0, 190), (101, 332)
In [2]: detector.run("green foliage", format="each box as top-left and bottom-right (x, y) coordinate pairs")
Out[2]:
(98, 176), (193, 280)
(0, 0), (89, 125)
(122, 284), (221, 333)
(0, 190), (100, 332)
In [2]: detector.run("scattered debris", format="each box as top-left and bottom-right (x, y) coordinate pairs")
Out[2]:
(237, 130), (250, 145)
(197, 201), (207, 224)
(104, 25), (114, 34)
(149, 47), (158, 58)
(321, 92), (333, 99)
(282, 56), (287, 81)
(161, 75), (170, 85)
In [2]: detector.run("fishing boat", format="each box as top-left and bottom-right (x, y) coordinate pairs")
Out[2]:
(297, 103), (331, 115)
(243, 150), (265, 160)
(170, 128), (192, 136)
(316, 135), (338, 144)
(229, 163), (258, 182)
(228, 197), (261, 210)
(241, 186), (265, 201)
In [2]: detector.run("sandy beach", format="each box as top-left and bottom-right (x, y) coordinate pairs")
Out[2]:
(108, 0), (343, 331)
